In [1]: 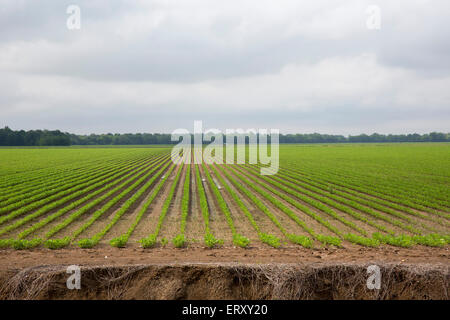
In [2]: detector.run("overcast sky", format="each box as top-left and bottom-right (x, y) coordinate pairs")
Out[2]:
(1, 0), (449, 135)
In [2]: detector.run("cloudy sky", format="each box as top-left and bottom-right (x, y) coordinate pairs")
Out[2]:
(1, 0), (449, 135)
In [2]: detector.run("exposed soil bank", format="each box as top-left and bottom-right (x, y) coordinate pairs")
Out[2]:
(0, 262), (448, 300)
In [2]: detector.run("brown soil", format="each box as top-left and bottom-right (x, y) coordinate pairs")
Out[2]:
(185, 164), (206, 242)
(77, 158), (173, 241)
(0, 246), (448, 300)
(271, 166), (429, 235)
(242, 164), (384, 236)
(212, 165), (286, 242)
(157, 164), (187, 241)
(198, 164), (234, 242)
(206, 166), (260, 242)
(128, 164), (179, 241)
(219, 165), (317, 239)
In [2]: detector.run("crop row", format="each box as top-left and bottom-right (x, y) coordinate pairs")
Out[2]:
(1, 155), (170, 240)
(0, 149), (152, 189)
(0, 153), (153, 206)
(77, 159), (173, 248)
(284, 162), (450, 213)
(139, 163), (184, 248)
(265, 166), (423, 234)
(0, 154), (165, 218)
(227, 165), (345, 246)
(0, 155), (154, 210)
(277, 166), (443, 233)
(209, 164), (281, 248)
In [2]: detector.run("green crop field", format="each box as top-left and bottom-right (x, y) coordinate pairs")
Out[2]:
(0, 143), (448, 250)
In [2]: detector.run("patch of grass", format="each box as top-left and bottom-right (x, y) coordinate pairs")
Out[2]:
(11, 239), (42, 250)
(233, 234), (250, 248)
(287, 234), (314, 248)
(139, 234), (157, 248)
(110, 235), (127, 248)
(413, 234), (448, 247)
(260, 233), (281, 248)
(77, 238), (96, 248)
(345, 233), (379, 247)
(204, 233), (223, 248)
(172, 234), (186, 248)
(44, 237), (71, 249)
(160, 237), (169, 247)
(316, 234), (342, 247)
(0, 239), (13, 248)
(372, 232), (414, 248)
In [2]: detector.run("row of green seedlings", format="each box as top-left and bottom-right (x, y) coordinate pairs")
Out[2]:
(195, 162), (223, 248)
(215, 164), (314, 248)
(210, 164), (281, 248)
(0, 162), (103, 206)
(256, 164), (449, 247)
(313, 171), (449, 230)
(284, 162), (450, 217)
(277, 165), (445, 233)
(0, 150), (151, 197)
(139, 164), (184, 248)
(0, 160), (150, 229)
(202, 163), (250, 247)
(236, 164), (383, 247)
(0, 156), (99, 190)
(0, 153), (146, 203)
(171, 162), (191, 248)
(244, 164), (396, 236)
(0, 155), (171, 249)
(68, 156), (171, 248)
(0, 146), (152, 188)
(282, 164), (450, 224)
(0, 157), (163, 240)
(1, 149), (156, 206)
(283, 155), (450, 207)
(285, 165), (450, 225)
(267, 165), (424, 235)
(0, 154), (149, 208)
(0, 154), (161, 224)
(0, 154), (162, 216)
(110, 164), (177, 248)
(0, 154), (168, 237)
(12, 155), (169, 241)
(76, 160), (173, 248)
(227, 165), (353, 247)
(291, 159), (450, 209)
(242, 164), (433, 247)
(241, 164), (369, 235)
(147, 149), (190, 248)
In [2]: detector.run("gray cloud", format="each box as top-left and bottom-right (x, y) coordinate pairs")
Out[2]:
(0, 0), (449, 134)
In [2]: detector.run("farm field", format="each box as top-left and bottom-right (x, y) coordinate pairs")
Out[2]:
(0, 143), (448, 251)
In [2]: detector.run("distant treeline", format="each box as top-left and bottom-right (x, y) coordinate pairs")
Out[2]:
(281, 132), (450, 143)
(1, 126), (449, 146)
(0, 127), (71, 146)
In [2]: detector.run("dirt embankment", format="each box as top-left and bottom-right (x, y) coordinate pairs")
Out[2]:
(0, 246), (448, 300)
(0, 262), (448, 300)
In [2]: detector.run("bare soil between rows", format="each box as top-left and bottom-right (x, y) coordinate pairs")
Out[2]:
(0, 246), (448, 300)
